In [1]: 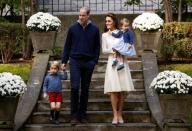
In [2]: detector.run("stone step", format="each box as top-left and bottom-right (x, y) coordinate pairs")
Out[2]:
(92, 70), (143, 79)
(24, 123), (157, 131)
(62, 79), (144, 89)
(94, 60), (143, 72)
(36, 98), (148, 112)
(29, 111), (151, 124)
(40, 89), (146, 100)
(49, 59), (143, 71)
(47, 69), (143, 79)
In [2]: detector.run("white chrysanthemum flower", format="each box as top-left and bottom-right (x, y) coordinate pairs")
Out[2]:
(149, 70), (192, 94)
(26, 12), (61, 32)
(132, 12), (164, 32)
(0, 72), (27, 96)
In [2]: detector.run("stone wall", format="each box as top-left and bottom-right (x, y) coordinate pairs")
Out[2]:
(56, 14), (138, 47)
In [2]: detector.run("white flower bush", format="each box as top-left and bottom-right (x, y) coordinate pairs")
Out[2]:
(132, 12), (164, 32)
(0, 72), (27, 96)
(26, 12), (61, 32)
(150, 70), (192, 94)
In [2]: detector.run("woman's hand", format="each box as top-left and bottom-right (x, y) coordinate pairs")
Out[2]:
(108, 30), (112, 35)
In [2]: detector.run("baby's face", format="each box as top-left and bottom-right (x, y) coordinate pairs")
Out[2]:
(122, 22), (129, 31)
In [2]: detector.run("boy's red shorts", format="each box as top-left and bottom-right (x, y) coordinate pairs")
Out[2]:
(48, 92), (63, 102)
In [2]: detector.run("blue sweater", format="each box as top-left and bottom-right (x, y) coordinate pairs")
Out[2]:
(43, 73), (66, 93)
(62, 22), (100, 64)
(112, 29), (134, 45)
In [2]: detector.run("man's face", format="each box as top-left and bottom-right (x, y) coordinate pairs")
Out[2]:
(79, 9), (89, 25)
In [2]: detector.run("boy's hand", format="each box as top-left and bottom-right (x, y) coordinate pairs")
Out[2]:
(43, 93), (48, 98)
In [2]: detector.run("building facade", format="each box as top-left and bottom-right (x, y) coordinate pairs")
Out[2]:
(37, 0), (162, 14)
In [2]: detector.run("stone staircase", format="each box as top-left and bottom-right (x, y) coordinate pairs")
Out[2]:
(23, 56), (158, 131)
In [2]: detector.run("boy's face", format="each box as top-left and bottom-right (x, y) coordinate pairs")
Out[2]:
(50, 65), (59, 74)
(122, 22), (129, 31)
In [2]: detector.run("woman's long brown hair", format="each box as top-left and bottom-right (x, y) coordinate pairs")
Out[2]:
(104, 13), (119, 32)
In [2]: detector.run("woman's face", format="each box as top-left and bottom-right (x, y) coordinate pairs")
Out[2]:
(105, 16), (115, 31)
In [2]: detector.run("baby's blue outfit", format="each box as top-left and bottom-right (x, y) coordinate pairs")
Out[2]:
(112, 29), (136, 56)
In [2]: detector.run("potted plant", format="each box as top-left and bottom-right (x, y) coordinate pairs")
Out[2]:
(150, 70), (192, 123)
(132, 12), (164, 54)
(0, 72), (27, 128)
(26, 12), (61, 53)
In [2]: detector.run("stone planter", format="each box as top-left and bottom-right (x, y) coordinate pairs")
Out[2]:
(134, 31), (162, 54)
(30, 31), (56, 53)
(159, 94), (192, 123)
(0, 96), (19, 128)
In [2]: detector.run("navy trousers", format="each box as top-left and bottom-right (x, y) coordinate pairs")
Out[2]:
(69, 58), (95, 119)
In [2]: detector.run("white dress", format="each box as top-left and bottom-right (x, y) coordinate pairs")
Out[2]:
(102, 31), (135, 94)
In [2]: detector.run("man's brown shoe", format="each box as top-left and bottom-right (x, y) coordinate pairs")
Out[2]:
(70, 118), (80, 125)
(80, 118), (88, 123)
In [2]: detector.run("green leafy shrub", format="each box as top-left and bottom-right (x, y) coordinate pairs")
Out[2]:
(161, 22), (192, 40)
(0, 22), (27, 63)
(161, 22), (192, 60)
(52, 47), (62, 58)
(0, 17), (8, 22)
(160, 41), (176, 61)
(175, 38), (192, 58)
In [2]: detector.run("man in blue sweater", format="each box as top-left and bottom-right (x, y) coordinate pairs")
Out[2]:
(61, 7), (100, 124)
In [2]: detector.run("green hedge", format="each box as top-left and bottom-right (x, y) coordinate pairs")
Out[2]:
(175, 38), (192, 58)
(162, 22), (192, 40)
(0, 63), (31, 82)
(160, 22), (192, 60)
(0, 17), (8, 22)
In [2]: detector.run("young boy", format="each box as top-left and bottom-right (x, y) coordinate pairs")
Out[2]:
(43, 61), (67, 124)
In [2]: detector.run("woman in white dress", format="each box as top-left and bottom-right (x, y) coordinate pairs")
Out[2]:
(102, 13), (135, 124)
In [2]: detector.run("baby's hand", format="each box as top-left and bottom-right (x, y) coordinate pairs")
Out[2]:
(128, 44), (132, 50)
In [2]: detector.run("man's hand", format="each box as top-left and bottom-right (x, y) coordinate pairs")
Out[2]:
(61, 64), (67, 71)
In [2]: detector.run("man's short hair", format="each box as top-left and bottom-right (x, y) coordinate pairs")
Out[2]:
(80, 6), (90, 15)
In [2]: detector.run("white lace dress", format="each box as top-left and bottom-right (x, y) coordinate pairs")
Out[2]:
(102, 31), (135, 94)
